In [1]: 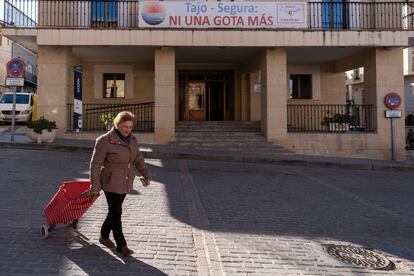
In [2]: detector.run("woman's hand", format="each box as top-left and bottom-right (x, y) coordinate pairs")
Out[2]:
(140, 176), (151, 187)
(82, 190), (100, 197)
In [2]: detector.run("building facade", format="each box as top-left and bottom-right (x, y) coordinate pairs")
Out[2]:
(403, 47), (414, 133)
(0, 32), (13, 94)
(2, 0), (412, 160)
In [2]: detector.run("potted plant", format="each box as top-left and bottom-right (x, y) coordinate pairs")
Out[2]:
(321, 113), (353, 132)
(100, 113), (115, 130)
(26, 116), (57, 144)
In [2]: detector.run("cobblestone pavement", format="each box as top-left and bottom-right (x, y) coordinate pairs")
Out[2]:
(0, 149), (413, 275)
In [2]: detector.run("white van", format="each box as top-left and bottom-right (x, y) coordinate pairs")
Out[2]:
(0, 92), (36, 123)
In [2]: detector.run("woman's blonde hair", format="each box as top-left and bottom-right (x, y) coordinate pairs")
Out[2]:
(113, 111), (135, 128)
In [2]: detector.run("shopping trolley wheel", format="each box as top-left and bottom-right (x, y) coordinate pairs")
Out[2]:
(71, 220), (79, 231)
(41, 225), (49, 239)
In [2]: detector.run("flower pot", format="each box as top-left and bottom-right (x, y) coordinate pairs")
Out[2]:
(26, 128), (56, 144)
(329, 123), (350, 132)
(105, 122), (113, 131)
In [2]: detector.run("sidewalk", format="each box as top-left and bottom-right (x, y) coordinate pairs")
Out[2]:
(0, 129), (413, 172)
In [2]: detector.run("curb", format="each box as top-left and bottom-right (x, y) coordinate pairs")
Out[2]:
(0, 142), (92, 152)
(144, 151), (413, 173)
(1, 142), (412, 172)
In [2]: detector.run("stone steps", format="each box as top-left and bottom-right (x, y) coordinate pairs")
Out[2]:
(176, 121), (261, 125)
(175, 131), (263, 138)
(176, 121), (261, 132)
(176, 126), (261, 131)
(188, 147), (293, 154)
(173, 121), (292, 154)
(175, 136), (267, 142)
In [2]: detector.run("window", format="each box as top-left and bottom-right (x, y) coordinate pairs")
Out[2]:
(406, 114), (414, 126)
(103, 73), (125, 98)
(92, 0), (118, 27)
(290, 74), (312, 99)
(0, 94), (29, 104)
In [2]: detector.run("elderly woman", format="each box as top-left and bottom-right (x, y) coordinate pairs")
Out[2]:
(86, 111), (151, 258)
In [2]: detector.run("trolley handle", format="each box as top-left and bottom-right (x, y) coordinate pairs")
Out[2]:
(75, 190), (100, 201)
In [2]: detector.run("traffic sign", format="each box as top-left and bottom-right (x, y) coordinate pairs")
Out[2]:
(6, 77), (24, 87)
(384, 92), (401, 110)
(385, 109), (402, 118)
(6, 57), (25, 77)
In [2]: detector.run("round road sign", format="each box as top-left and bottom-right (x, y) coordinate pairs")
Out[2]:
(384, 93), (401, 110)
(6, 57), (26, 77)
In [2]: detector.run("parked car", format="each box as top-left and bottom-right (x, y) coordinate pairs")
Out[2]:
(0, 92), (36, 123)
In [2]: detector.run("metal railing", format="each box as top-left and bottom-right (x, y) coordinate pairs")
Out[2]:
(67, 102), (154, 132)
(4, 0), (37, 26)
(3, 0), (414, 30)
(287, 104), (375, 133)
(309, 1), (414, 30)
(403, 11), (414, 29)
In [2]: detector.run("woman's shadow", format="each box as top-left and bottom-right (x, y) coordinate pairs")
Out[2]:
(64, 233), (167, 276)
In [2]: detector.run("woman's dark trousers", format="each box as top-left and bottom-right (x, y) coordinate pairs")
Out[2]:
(100, 191), (127, 251)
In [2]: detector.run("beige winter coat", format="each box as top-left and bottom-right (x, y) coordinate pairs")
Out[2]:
(89, 128), (150, 194)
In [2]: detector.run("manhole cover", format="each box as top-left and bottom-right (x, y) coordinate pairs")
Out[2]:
(326, 245), (393, 270)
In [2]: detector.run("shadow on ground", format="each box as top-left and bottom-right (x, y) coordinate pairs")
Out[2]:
(156, 158), (414, 266)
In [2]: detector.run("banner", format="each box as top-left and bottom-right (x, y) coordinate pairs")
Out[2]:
(138, 1), (307, 29)
(74, 66), (83, 131)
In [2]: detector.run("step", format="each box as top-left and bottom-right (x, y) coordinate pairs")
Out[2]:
(175, 131), (263, 138)
(189, 147), (293, 154)
(173, 141), (286, 148)
(176, 123), (261, 130)
(176, 121), (261, 125)
(175, 136), (267, 142)
(175, 127), (262, 132)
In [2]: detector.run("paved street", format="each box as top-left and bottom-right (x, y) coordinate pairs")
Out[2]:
(0, 124), (26, 134)
(0, 148), (414, 275)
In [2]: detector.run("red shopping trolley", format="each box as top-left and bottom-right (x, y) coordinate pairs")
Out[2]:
(41, 180), (99, 239)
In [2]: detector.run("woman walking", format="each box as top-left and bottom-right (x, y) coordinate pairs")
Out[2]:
(86, 111), (151, 258)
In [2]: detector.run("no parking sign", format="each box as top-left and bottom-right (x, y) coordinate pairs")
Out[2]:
(384, 92), (402, 110)
(6, 57), (25, 77)
(384, 92), (402, 161)
(5, 57), (26, 142)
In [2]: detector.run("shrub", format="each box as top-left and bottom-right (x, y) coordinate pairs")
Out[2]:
(28, 116), (57, 134)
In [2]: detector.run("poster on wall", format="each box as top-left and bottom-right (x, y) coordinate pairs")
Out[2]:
(138, 1), (307, 29)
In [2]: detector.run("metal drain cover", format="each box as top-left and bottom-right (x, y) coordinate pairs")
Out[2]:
(326, 245), (393, 270)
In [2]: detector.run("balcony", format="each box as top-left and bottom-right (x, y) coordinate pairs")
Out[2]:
(3, 0), (414, 31)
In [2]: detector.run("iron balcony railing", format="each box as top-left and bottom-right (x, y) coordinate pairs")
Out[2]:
(3, 0), (414, 30)
(4, 0), (36, 26)
(287, 104), (375, 133)
(67, 102), (154, 132)
(309, 1), (414, 30)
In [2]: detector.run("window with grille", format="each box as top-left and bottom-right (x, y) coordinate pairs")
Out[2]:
(290, 74), (312, 99)
(103, 73), (125, 98)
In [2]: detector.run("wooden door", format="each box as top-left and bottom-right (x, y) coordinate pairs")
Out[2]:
(186, 82), (206, 121)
